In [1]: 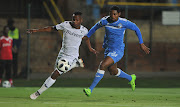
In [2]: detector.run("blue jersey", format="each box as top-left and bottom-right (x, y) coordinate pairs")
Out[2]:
(87, 16), (143, 50)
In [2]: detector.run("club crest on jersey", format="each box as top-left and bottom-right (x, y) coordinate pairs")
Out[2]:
(117, 23), (122, 28)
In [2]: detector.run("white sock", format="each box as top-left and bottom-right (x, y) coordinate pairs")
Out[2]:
(115, 68), (121, 76)
(38, 77), (56, 94)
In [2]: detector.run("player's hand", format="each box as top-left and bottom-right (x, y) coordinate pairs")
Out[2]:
(140, 43), (150, 54)
(27, 29), (38, 34)
(89, 48), (99, 56)
(12, 48), (17, 53)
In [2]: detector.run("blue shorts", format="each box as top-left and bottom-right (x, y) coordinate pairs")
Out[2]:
(104, 48), (124, 64)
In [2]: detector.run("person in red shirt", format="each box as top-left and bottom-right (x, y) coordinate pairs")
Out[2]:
(0, 26), (13, 86)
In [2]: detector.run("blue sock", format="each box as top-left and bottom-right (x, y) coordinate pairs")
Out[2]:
(89, 69), (105, 92)
(116, 68), (132, 81)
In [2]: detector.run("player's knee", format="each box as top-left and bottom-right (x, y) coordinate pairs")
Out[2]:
(99, 63), (108, 70)
(51, 70), (60, 79)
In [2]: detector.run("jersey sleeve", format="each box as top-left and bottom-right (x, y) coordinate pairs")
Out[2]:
(87, 20), (104, 38)
(84, 28), (88, 36)
(125, 20), (144, 44)
(54, 22), (65, 30)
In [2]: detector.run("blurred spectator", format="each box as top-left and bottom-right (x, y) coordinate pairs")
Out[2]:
(0, 26), (13, 86)
(7, 18), (21, 78)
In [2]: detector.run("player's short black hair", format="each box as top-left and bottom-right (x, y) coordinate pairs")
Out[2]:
(110, 6), (120, 13)
(7, 18), (14, 26)
(72, 11), (82, 16)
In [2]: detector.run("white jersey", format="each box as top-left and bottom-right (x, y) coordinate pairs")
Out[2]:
(55, 21), (88, 59)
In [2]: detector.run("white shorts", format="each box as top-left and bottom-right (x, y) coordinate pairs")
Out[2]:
(54, 54), (78, 75)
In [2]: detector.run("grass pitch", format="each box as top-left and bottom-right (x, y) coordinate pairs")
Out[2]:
(0, 87), (179, 107)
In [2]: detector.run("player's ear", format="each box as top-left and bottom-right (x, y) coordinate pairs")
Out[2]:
(118, 12), (121, 16)
(72, 17), (74, 21)
(81, 18), (83, 23)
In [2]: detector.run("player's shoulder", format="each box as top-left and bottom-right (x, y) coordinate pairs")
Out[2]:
(60, 21), (70, 26)
(8, 36), (13, 40)
(118, 17), (134, 26)
(101, 16), (109, 20)
(99, 16), (109, 26)
(0, 36), (4, 40)
(80, 25), (88, 34)
(81, 25), (88, 31)
(119, 17), (128, 22)
(0, 36), (6, 40)
(0, 36), (12, 40)
(100, 16), (109, 22)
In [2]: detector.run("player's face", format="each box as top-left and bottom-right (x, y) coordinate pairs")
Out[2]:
(4, 27), (9, 35)
(110, 10), (120, 21)
(72, 15), (82, 28)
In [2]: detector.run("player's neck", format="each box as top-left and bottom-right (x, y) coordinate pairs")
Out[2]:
(3, 33), (8, 37)
(107, 17), (118, 23)
(70, 22), (80, 29)
(9, 26), (15, 31)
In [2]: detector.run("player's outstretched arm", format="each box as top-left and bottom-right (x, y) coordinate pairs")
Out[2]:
(140, 43), (150, 54)
(83, 36), (99, 55)
(87, 22), (102, 38)
(125, 21), (150, 54)
(27, 26), (54, 34)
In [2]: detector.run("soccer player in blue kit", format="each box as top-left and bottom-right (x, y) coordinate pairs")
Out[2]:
(83, 6), (150, 96)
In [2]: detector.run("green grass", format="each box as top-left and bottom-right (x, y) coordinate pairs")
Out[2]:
(13, 77), (180, 88)
(0, 87), (180, 107)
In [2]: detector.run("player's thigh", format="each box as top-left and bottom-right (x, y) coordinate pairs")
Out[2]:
(54, 55), (76, 74)
(4, 60), (12, 73)
(0, 60), (5, 67)
(106, 50), (124, 64)
(0, 60), (5, 73)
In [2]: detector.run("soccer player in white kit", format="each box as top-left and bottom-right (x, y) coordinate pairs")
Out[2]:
(27, 12), (97, 100)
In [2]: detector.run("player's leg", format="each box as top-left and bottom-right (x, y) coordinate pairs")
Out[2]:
(83, 56), (114, 96)
(5, 60), (13, 86)
(57, 53), (84, 71)
(30, 56), (74, 100)
(108, 63), (136, 91)
(76, 58), (84, 67)
(107, 49), (136, 91)
(30, 70), (60, 100)
(38, 70), (60, 94)
(69, 58), (84, 71)
(108, 64), (132, 81)
(0, 60), (5, 85)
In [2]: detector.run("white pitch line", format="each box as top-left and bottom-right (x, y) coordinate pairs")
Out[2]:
(43, 102), (175, 107)
(0, 102), (13, 103)
(44, 102), (138, 107)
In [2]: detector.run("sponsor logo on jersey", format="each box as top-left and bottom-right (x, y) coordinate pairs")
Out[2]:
(64, 29), (83, 38)
(2, 43), (11, 47)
